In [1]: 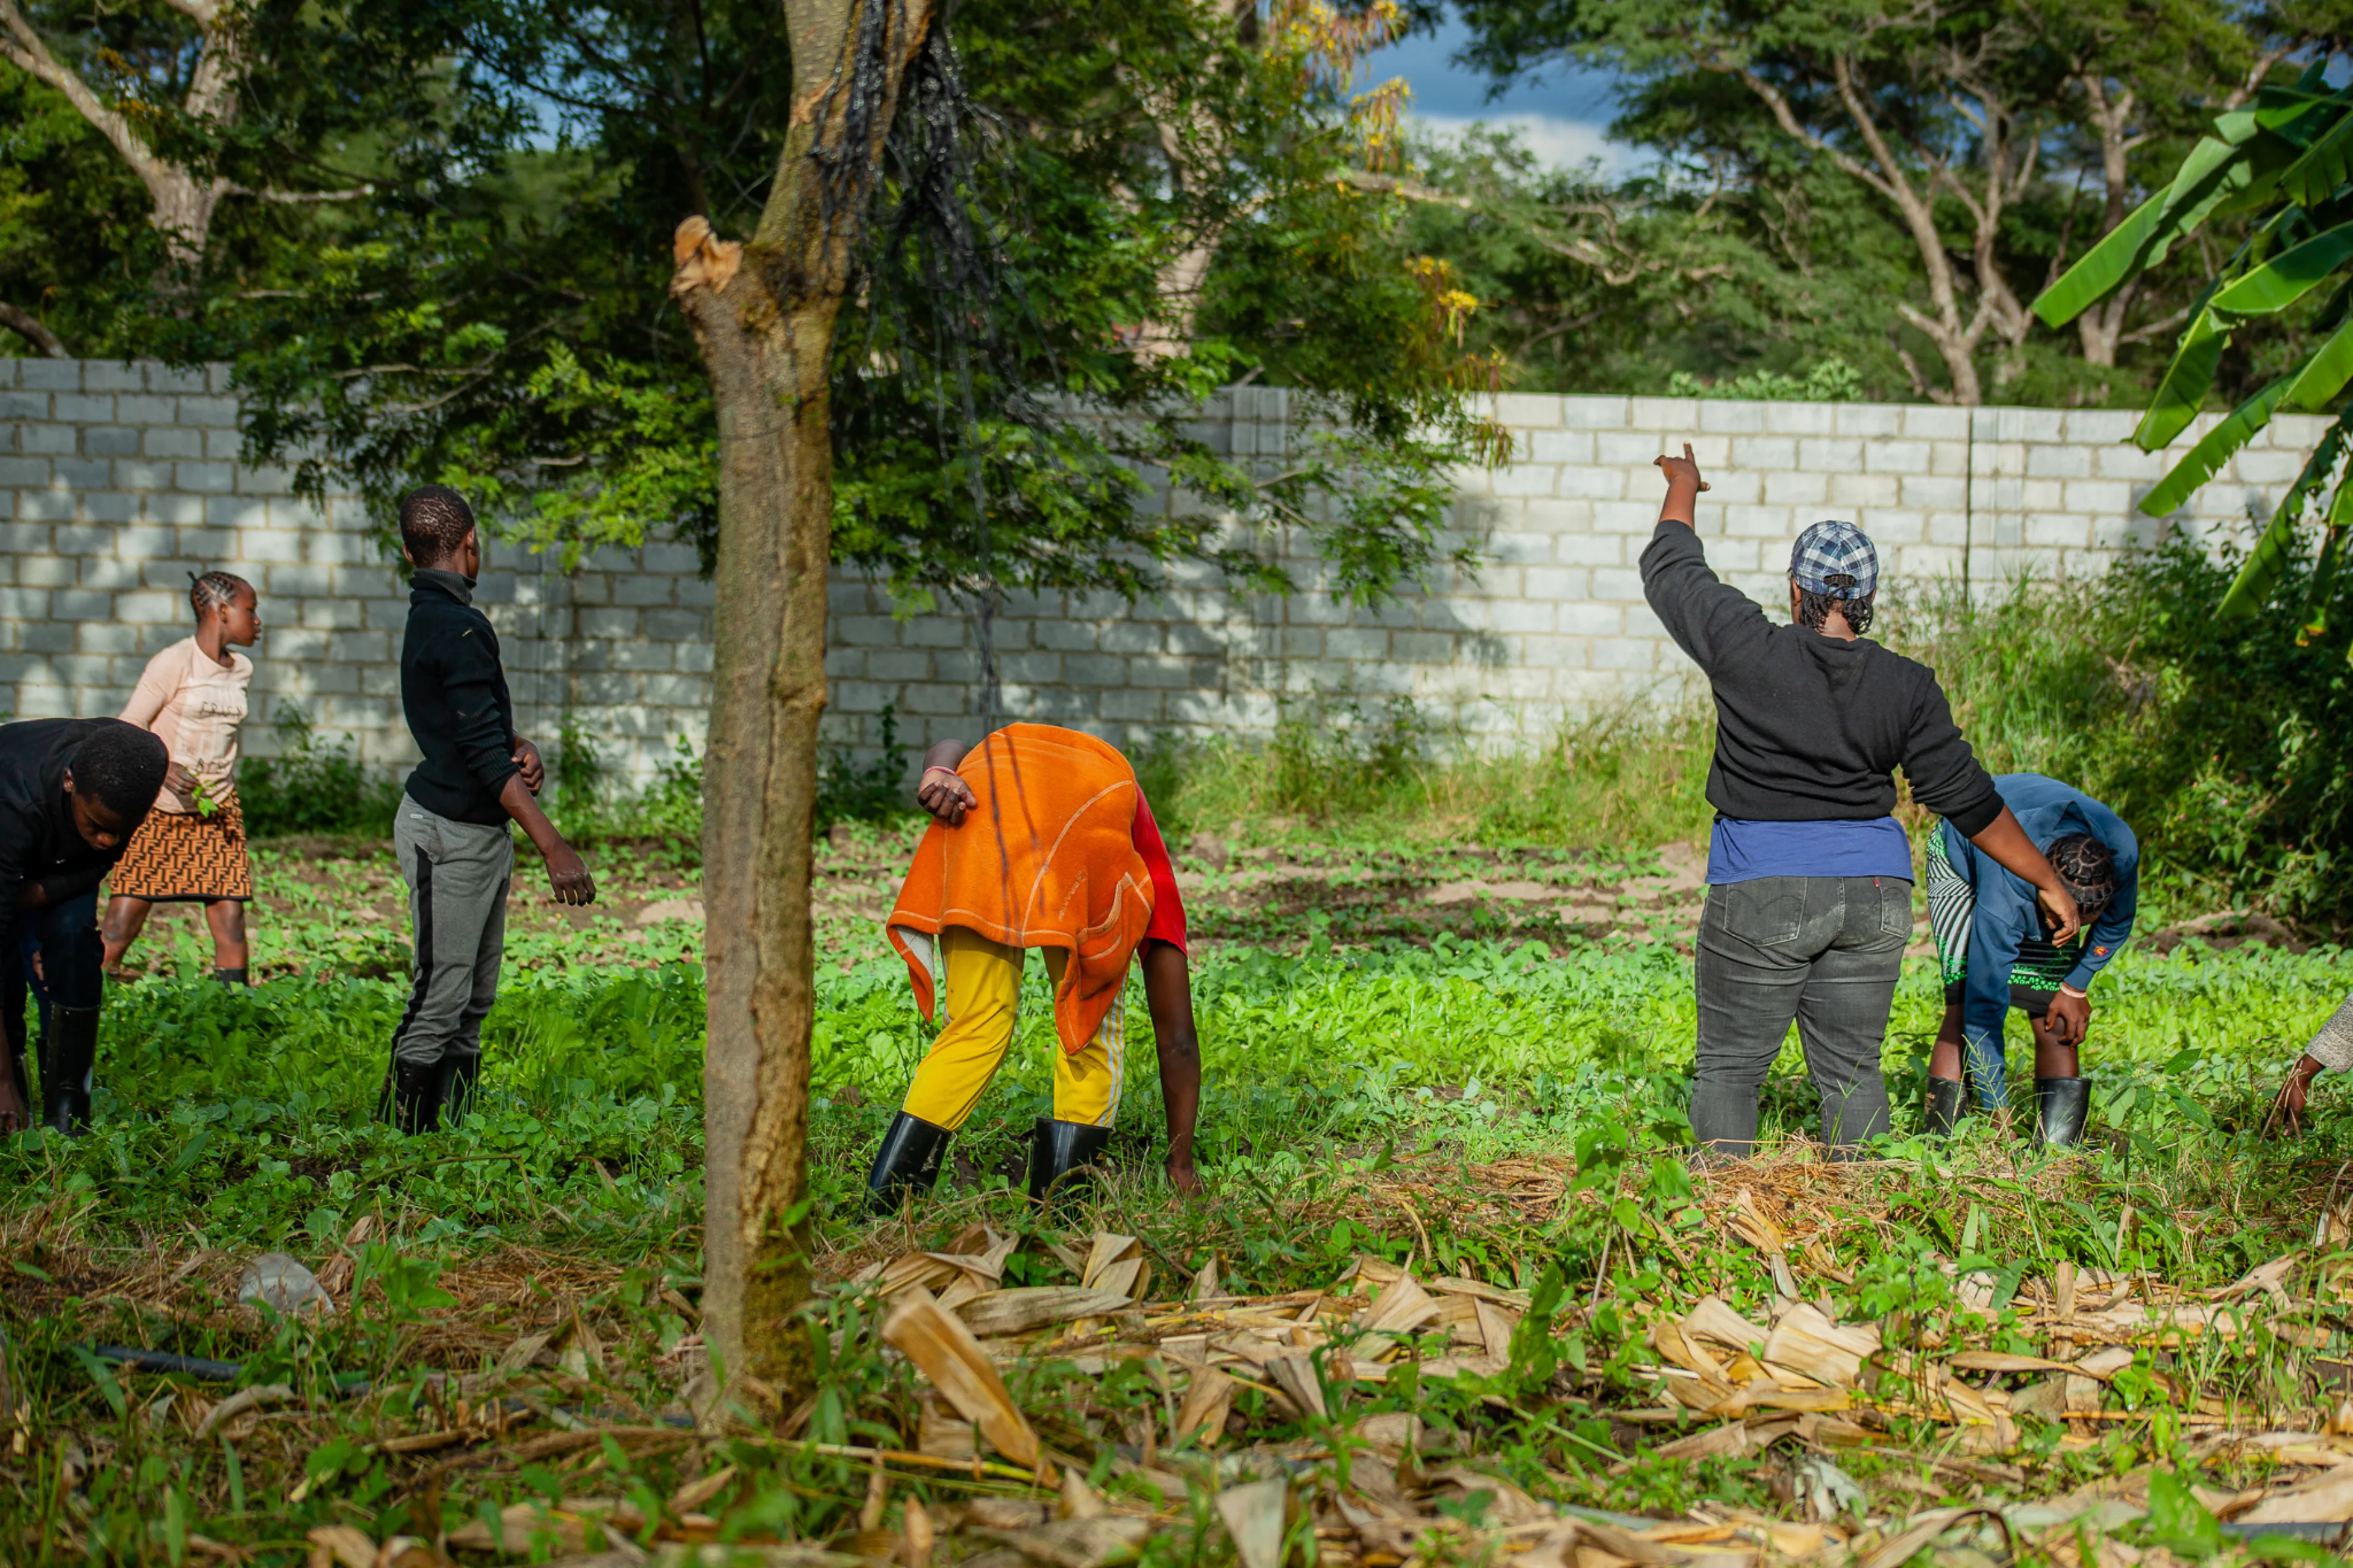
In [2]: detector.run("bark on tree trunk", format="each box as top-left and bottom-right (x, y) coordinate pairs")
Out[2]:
(674, 0), (936, 1402)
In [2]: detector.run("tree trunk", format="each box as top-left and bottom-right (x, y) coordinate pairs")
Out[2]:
(674, 0), (936, 1402)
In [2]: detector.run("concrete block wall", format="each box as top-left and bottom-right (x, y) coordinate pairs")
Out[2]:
(826, 390), (2326, 758)
(0, 361), (2322, 784)
(0, 358), (713, 786)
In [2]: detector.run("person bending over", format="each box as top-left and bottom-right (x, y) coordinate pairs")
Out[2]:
(382, 486), (595, 1135)
(1924, 774), (2137, 1146)
(0, 720), (167, 1135)
(103, 571), (264, 985)
(866, 723), (1204, 1211)
(1643, 445), (2081, 1158)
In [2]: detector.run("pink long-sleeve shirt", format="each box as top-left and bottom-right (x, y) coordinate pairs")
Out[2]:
(118, 637), (254, 814)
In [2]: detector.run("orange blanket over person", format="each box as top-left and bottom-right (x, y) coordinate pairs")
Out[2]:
(886, 725), (1157, 1055)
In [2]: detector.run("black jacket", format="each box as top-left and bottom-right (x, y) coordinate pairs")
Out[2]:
(399, 572), (519, 826)
(1641, 521), (2002, 836)
(0, 718), (142, 915)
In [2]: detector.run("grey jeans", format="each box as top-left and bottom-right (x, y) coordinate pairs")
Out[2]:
(1690, 875), (1912, 1156)
(390, 801), (514, 1068)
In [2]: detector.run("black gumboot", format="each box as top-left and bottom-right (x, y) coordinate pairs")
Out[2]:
(39, 1005), (98, 1137)
(1026, 1116), (1112, 1205)
(380, 1058), (441, 1135)
(1922, 1076), (1967, 1138)
(2035, 1076), (2092, 1149)
(866, 1111), (953, 1216)
(435, 1052), (480, 1128)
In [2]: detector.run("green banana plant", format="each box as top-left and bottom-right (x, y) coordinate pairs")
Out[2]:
(2035, 65), (2353, 643)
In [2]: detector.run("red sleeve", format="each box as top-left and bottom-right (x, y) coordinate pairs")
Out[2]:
(1132, 792), (1188, 954)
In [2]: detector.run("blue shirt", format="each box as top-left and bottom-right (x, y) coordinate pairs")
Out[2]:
(1707, 816), (1915, 884)
(1938, 773), (2139, 1075)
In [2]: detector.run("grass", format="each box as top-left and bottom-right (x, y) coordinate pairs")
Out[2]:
(18, 548), (2353, 1561)
(5, 818), (2353, 1562)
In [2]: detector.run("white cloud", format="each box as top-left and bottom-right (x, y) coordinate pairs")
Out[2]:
(1409, 112), (1652, 178)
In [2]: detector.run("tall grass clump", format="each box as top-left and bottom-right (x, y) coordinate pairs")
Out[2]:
(1889, 535), (2353, 929)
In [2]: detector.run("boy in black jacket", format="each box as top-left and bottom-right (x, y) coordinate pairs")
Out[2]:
(0, 720), (168, 1134)
(1642, 445), (2080, 1157)
(384, 486), (595, 1134)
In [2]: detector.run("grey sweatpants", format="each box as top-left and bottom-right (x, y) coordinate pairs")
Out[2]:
(1690, 875), (1914, 1156)
(390, 801), (513, 1068)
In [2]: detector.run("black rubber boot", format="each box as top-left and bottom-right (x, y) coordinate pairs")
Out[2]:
(212, 967), (248, 987)
(380, 1058), (441, 1135)
(1026, 1116), (1112, 1205)
(435, 1053), (480, 1129)
(1923, 1076), (1967, 1137)
(39, 1005), (98, 1137)
(865, 1112), (953, 1216)
(2035, 1076), (2092, 1148)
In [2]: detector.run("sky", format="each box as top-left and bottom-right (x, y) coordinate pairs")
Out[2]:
(1360, 12), (1644, 175)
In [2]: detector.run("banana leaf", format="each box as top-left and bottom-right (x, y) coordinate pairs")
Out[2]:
(2038, 136), (2251, 327)
(2037, 114), (2309, 329)
(2133, 307), (2231, 453)
(2278, 105), (2353, 208)
(2211, 222), (2353, 317)
(2287, 313), (2353, 410)
(2218, 418), (2349, 620)
(2137, 375), (2293, 517)
(2033, 192), (2165, 327)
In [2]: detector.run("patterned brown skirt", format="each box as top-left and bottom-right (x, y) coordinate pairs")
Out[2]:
(109, 799), (253, 902)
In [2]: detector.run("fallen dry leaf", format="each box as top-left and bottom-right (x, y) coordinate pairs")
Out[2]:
(881, 1288), (1041, 1469)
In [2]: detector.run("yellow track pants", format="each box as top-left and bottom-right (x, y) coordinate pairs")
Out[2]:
(902, 928), (1125, 1131)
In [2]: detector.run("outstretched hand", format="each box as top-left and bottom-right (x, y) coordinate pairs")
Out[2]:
(1654, 442), (1710, 497)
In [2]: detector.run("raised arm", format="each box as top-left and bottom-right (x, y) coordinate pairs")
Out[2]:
(1640, 444), (1769, 672)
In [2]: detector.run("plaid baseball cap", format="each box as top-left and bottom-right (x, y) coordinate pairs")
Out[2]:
(1789, 520), (1878, 597)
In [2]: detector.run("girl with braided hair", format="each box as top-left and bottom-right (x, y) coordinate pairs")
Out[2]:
(101, 571), (261, 984)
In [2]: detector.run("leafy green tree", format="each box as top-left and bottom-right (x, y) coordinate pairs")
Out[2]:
(1449, 0), (2259, 403)
(0, 0), (502, 344)
(1372, 125), (1937, 397)
(220, 0), (1501, 616)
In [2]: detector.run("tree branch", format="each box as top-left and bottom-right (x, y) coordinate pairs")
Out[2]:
(1730, 63), (1899, 203)
(0, 0), (175, 195)
(0, 301), (67, 358)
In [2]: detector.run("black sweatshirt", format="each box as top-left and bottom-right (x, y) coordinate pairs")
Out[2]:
(1640, 521), (2002, 837)
(0, 718), (142, 914)
(399, 571), (520, 826)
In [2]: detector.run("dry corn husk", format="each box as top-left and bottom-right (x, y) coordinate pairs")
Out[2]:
(880, 1287), (1041, 1469)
